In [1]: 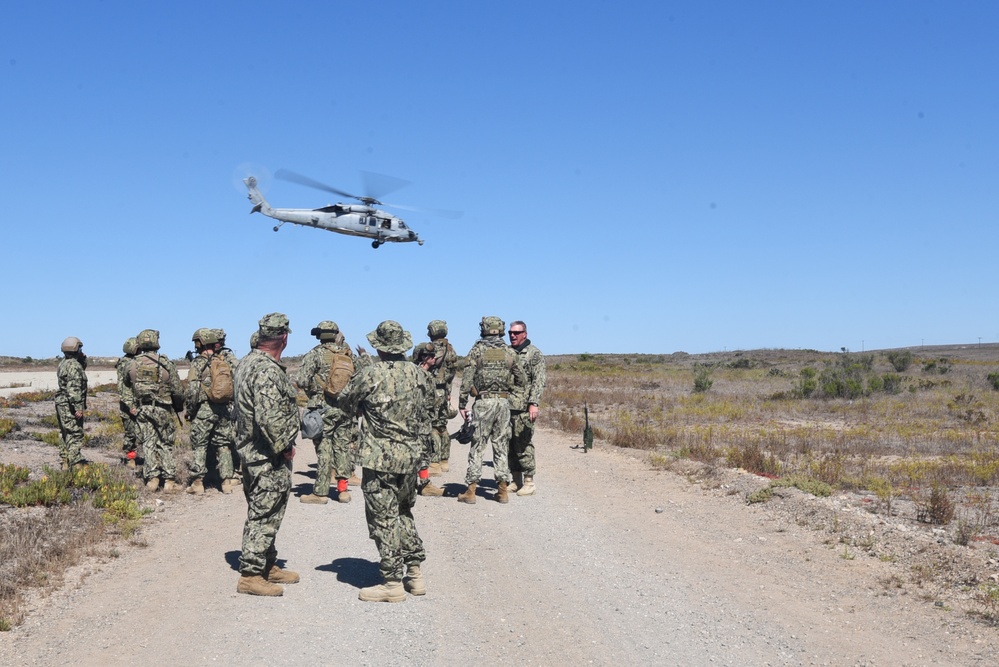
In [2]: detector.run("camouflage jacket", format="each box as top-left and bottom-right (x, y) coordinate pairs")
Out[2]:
(338, 357), (433, 473)
(510, 340), (546, 411)
(233, 350), (299, 464)
(295, 341), (355, 411)
(124, 352), (183, 410)
(430, 337), (458, 389)
(56, 357), (88, 413)
(115, 355), (134, 410)
(458, 335), (527, 409)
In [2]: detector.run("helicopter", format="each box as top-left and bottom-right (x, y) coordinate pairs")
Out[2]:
(243, 169), (456, 248)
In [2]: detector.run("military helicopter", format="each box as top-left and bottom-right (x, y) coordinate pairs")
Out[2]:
(243, 169), (457, 248)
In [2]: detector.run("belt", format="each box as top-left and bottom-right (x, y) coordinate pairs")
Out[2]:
(478, 392), (509, 399)
(138, 398), (167, 407)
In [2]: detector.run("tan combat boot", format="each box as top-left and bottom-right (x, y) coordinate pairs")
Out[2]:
(509, 472), (523, 493)
(427, 462), (443, 477)
(419, 482), (444, 497)
(440, 459), (449, 473)
(337, 490), (351, 503)
(359, 581), (406, 603)
(517, 475), (536, 496)
(162, 480), (178, 493)
(186, 479), (204, 495)
(457, 482), (477, 504)
(125, 457), (137, 470)
(145, 477), (160, 492)
(496, 480), (509, 504)
(221, 478), (233, 494)
(404, 564), (426, 596)
(347, 473), (362, 487)
(236, 574), (283, 597)
(266, 564), (300, 584)
(301, 493), (329, 505)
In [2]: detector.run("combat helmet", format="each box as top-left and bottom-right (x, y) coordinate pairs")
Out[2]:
(192, 328), (219, 346)
(122, 337), (138, 356)
(427, 320), (448, 339)
(61, 337), (83, 354)
(311, 320), (340, 341)
(479, 316), (505, 337)
(136, 329), (161, 351)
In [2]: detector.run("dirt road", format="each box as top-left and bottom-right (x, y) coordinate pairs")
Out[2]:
(1, 421), (995, 666)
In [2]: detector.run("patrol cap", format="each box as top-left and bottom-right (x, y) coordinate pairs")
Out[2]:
(366, 320), (413, 354)
(479, 316), (505, 336)
(258, 312), (291, 340)
(61, 336), (83, 354)
(249, 331), (259, 349)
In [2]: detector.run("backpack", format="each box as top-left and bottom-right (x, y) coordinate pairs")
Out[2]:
(129, 353), (169, 401)
(206, 355), (234, 403)
(322, 350), (355, 400)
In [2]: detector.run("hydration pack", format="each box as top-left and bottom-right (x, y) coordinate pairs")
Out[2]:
(206, 356), (234, 403)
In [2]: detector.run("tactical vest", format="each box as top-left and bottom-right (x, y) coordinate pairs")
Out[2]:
(129, 353), (169, 402)
(474, 347), (515, 393)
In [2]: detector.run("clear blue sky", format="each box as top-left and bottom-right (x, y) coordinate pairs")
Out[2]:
(3, 1), (996, 359)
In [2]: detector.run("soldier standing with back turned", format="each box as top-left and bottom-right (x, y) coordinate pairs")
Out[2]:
(339, 321), (433, 602)
(456, 316), (527, 504)
(126, 329), (184, 492)
(55, 336), (88, 471)
(185, 328), (237, 495)
(116, 337), (138, 469)
(426, 320), (458, 474)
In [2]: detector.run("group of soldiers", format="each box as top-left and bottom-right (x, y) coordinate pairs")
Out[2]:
(53, 312), (545, 602)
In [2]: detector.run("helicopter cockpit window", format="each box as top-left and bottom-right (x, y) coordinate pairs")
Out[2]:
(398, 221), (407, 229)
(381, 219), (391, 230)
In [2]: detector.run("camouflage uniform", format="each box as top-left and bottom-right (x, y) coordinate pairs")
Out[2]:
(186, 351), (236, 484)
(458, 319), (527, 487)
(213, 330), (242, 481)
(509, 338), (546, 478)
(126, 334), (184, 485)
(235, 315), (298, 578)
(116, 339), (138, 461)
(338, 321), (431, 585)
(55, 348), (88, 468)
(427, 321), (458, 466)
(295, 328), (357, 498)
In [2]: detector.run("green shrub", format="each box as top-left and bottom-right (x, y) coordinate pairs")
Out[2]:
(886, 350), (913, 372)
(987, 372), (999, 391)
(692, 368), (713, 393)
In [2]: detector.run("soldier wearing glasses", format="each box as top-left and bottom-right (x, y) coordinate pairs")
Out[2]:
(507, 321), (546, 496)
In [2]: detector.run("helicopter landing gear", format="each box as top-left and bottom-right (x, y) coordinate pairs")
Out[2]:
(273, 221), (286, 232)
(371, 240), (381, 249)
(273, 226), (280, 232)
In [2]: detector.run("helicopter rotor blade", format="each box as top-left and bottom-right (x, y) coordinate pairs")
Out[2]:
(360, 171), (412, 202)
(379, 200), (464, 220)
(275, 169), (367, 203)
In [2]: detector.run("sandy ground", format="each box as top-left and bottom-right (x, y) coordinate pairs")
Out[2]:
(0, 370), (121, 397)
(1, 375), (998, 665)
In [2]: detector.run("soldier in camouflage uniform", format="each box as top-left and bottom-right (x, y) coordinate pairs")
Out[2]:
(184, 328), (237, 495)
(507, 321), (547, 497)
(125, 329), (185, 492)
(339, 321), (433, 602)
(116, 337), (138, 469)
(457, 316), (527, 505)
(295, 321), (357, 505)
(235, 313), (301, 597)
(426, 320), (458, 474)
(213, 328), (242, 488)
(55, 337), (88, 470)
(412, 342), (444, 497)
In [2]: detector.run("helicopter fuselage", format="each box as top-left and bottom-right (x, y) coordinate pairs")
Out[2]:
(243, 176), (422, 248)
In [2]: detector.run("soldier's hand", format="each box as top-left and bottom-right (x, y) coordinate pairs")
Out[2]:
(528, 404), (539, 422)
(282, 445), (296, 461)
(74, 410), (84, 420)
(460, 408), (469, 421)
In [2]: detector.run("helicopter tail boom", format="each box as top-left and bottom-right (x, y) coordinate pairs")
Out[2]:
(243, 176), (275, 217)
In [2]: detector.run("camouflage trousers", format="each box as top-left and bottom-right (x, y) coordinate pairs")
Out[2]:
(362, 468), (426, 583)
(430, 387), (449, 464)
(464, 398), (511, 485)
(509, 410), (537, 476)
(120, 403), (137, 454)
(239, 455), (292, 576)
(55, 402), (85, 466)
(327, 408), (358, 481)
(189, 403), (235, 480)
(137, 405), (177, 481)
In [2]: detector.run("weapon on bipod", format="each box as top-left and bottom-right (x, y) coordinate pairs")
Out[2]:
(583, 402), (594, 452)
